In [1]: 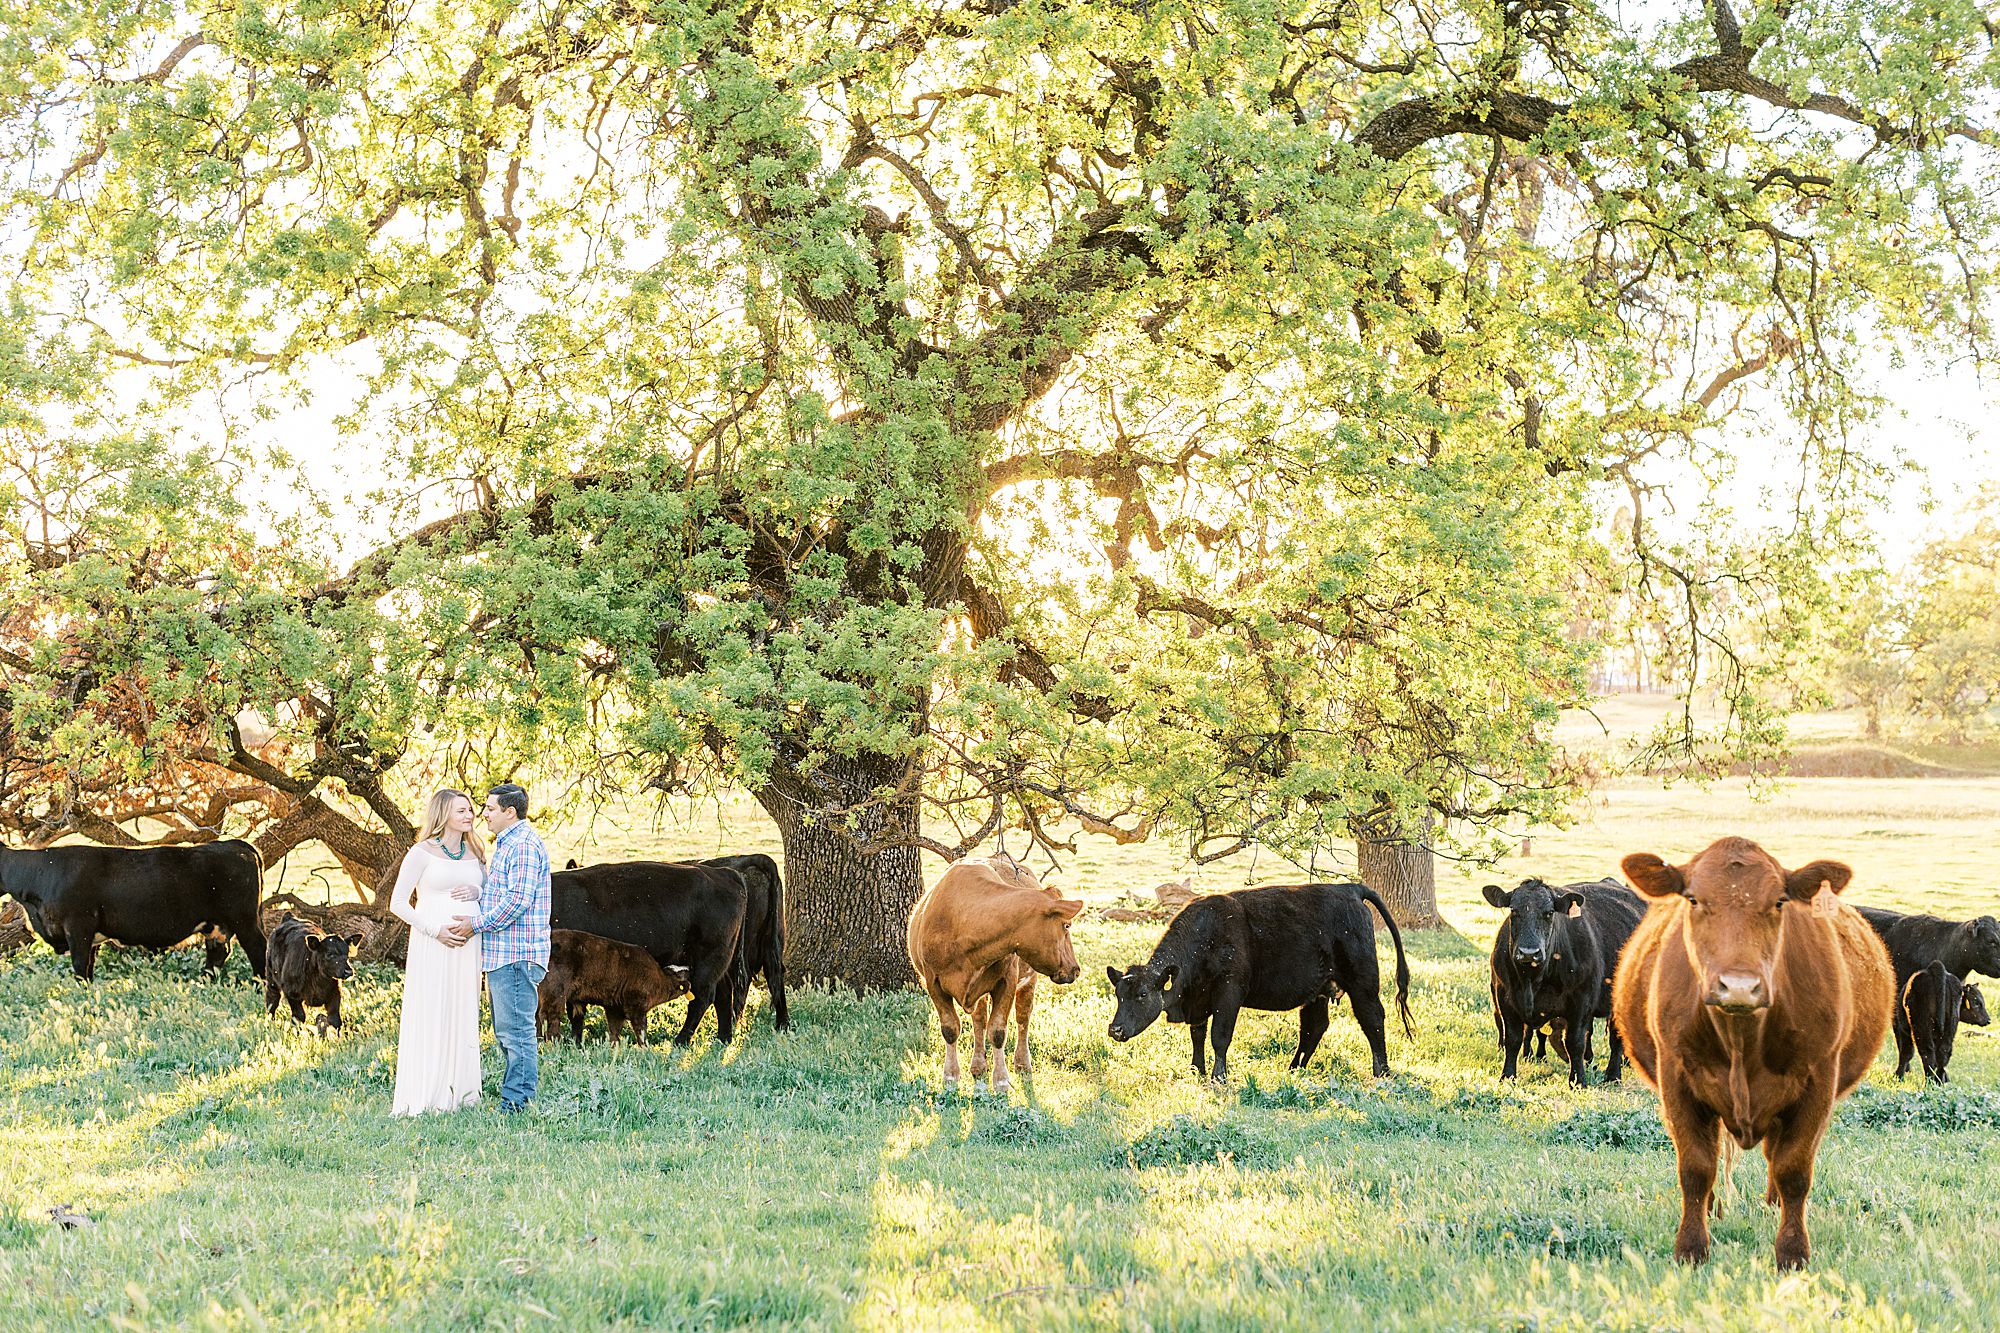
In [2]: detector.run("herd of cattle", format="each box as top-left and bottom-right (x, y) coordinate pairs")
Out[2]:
(3, 834), (1998, 1270)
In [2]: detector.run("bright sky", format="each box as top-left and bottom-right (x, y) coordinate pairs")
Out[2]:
(1698, 354), (2000, 565)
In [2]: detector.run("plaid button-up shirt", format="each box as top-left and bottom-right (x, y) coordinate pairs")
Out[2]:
(477, 819), (552, 972)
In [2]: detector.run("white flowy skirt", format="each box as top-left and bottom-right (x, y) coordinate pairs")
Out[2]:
(391, 898), (483, 1116)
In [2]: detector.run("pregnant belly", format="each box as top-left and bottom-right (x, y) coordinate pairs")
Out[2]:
(419, 896), (474, 936)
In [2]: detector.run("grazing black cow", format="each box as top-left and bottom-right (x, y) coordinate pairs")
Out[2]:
(538, 928), (693, 1043)
(1105, 882), (1412, 1081)
(1857, 906), (2000, 1078)
(569, 854), (789, 1031)
(264, 913), (362, 1032)
(550, 861), (748, 1045)
(1485, 876), (1644, 1085)
(0, 839), (267, 980)
(700, 853), (790, 1032)
(1900, 962), (1991, 1083)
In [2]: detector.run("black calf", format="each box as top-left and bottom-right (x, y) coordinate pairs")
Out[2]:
(264, 913), (362, 1033)
(1901, 962), (1992, 1083)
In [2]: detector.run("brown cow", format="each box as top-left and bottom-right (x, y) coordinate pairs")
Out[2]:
(1614, 838), (1893, 1270)
(537, 928), (693, 1044)
(906, 855), (1084, 1093)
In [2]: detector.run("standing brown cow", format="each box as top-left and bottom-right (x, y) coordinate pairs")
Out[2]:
(907, 855), (1084, 1093)
(1614, 838), (1892, 1271)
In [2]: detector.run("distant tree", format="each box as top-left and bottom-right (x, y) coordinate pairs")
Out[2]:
(1808, 576), (1906, 741)
(1903, 492), (2000, 742)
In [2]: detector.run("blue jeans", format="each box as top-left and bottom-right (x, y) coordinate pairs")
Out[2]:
(486, 961), (546, 1109)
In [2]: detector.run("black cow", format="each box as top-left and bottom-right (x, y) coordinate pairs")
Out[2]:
(1900, 962), (1991, 1084)
(700, 854), (790, 1032)
(1858, 906), (2000, 1078)
(0, 839), (267, 980)
(264, 913), (362, 1032)
(550, 860), (748, 1045)
(1485, 876), (1644, 1085)
(1106, 882), (1413, 1081)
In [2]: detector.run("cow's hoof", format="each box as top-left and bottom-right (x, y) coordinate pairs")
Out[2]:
(1774, 1239), (1809, 1271)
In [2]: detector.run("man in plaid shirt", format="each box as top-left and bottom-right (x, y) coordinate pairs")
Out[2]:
(440, 782), (552, 1112)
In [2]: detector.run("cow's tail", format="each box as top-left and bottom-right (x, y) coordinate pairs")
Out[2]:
(1714, 1123), (1739, 1218)
(234, 838), (271, 979)
(1356, 883), (1415, 1040)
(755, 854), (787, 977)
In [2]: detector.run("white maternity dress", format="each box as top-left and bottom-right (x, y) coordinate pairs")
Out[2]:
(388, 846), (485, 1116)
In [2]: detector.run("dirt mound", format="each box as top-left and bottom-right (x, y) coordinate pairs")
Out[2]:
(1726, 745), (1979, 780)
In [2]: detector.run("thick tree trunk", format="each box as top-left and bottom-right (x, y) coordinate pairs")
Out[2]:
(1353, 816), (1443, 929)
(758, 751), (924, 992)
(249, 795), (401, 903)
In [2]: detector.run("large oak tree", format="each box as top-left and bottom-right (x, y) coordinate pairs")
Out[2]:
(2, 0), (1993, 984)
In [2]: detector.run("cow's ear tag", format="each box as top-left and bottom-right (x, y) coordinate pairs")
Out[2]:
(1566, 903), (1582, 919)
(1812, 885), (1838, 918)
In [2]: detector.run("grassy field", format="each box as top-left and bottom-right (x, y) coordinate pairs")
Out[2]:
(6, 716), (2000, 1328)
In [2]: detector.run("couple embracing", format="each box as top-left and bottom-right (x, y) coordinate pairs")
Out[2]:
(387, 782), (551, 1116)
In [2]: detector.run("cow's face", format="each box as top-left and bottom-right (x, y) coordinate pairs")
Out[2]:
(1014, 896), (1084, 983)
(1962, 917), (2000, 977)
(1962, 981), (1991, 1027)
(1482, 880), (1582, 972)
(1106, 963), (1176, 1042)
(650, 964), (692, 1005)
(316, 932), (362, 980)
(1623, 839), (1851, 1016)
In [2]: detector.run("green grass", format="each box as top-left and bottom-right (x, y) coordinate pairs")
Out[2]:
(8, 706), (2000, 1329)
(4, 886), (1999, 1329)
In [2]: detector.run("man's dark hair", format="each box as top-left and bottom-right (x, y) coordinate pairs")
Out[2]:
(488, 783), (530, 821)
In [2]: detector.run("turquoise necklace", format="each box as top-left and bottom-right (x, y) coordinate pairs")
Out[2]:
(435, 836), (468, 861)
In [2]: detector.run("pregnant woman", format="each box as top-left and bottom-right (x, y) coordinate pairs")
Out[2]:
(388, 789), (486, 1116)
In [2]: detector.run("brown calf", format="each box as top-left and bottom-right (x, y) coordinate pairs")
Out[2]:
(537, 928), (692, 1044)
(1614, 838), (1892, 1270)
(906, 856), (1084, 1093)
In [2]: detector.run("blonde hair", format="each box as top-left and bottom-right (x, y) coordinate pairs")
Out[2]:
(419, 789), (486, 864)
